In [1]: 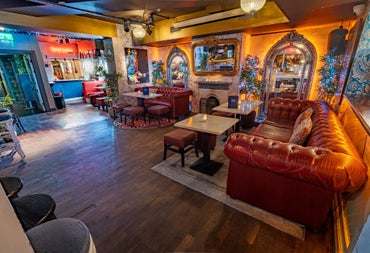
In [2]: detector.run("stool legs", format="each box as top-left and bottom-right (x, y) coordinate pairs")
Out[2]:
(163, 142), (198, 167)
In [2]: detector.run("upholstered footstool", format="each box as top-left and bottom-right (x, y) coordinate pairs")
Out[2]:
(148, 105), (170, 127)
(112, 103), (131, 122)
(0, 176), (23, 199)
(95, 97), (109, 111)
(123, 106), (145, 127)
(26, 218), (96, 253)
(163, 129), (198, 167)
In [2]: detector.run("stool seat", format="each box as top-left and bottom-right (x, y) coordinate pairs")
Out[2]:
(123, 106), (145, 127)
(148, 105), (170, 127)
(26, 218), (96, 253)
(95, 97), (109, 111)
(12, 194), (57, 231)
(112, 103), (131, 122)
(163, 129), (198, 167)
(0, 176), (23, 198)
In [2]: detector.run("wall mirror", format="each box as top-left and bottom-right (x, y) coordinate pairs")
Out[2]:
(166, 46), (189, 88)
(192, 36), (240, 76)
(262, 30), (317, 112)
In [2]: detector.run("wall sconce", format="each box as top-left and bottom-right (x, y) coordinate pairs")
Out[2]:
(132, 26), (146, 39)
(240, 0), (266, 14)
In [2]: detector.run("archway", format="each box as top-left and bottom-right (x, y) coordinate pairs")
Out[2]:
(166, 46), (190, 88)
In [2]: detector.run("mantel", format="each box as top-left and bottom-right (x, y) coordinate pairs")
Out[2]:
(196, 81), (232, 90)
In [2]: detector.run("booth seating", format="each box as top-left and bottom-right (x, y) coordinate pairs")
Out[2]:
(224, 98), (368, 230)
(147, 105), (170, 127)
(123, 106), (145, 127)
(27, 218), (96, 253)
(82, 80), (105, 103)
(0, 176), (23, 199)
(112, 103), (131, 122)
(11, 193), (57, 231)
(135, 86), (192, 119)
(163, 129), (198, 167)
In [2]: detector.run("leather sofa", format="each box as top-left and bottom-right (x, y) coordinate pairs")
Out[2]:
(135, 86), (192, 118)
(224, 98), (368, 230)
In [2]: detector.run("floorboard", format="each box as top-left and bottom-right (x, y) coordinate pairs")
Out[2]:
(0, 103), (333, 253)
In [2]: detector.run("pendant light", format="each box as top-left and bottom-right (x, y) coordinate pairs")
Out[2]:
(240, 0), (266, 14)
(132, 26), (146, 39)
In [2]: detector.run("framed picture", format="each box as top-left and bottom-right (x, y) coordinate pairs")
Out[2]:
(125, 48), (150, 84)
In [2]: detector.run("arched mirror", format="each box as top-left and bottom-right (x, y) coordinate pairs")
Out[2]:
(263, 30), (317, 111)
(166, 46), (190, 88)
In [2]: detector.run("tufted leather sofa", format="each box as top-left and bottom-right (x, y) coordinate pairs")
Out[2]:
(135, 86), (192, 118)
(224, 98), (368, 230)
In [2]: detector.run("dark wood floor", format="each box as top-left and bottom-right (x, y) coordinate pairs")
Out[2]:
(0, 103), (333, 253)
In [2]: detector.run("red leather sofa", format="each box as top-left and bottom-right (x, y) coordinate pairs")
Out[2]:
(224, 98), (368, 230)
(82, 80), (105, 103)
(135, 86), (192, 118)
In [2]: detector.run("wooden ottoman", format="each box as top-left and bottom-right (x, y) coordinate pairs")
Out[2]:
(163, 129), (198, 167)
(123, 106), (145, 127)
(148, 105), (170, 127)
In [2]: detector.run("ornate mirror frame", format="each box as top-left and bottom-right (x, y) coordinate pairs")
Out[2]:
(192, 36), (240, 76)
(262, 30), (317, 112)
(166, 46), (190, 88)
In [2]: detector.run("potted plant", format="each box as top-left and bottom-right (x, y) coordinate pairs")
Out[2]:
(102, 70), (122, 117)
(317, 50), (344, 103)
(239, 54), (266, 101)
(0, 94), (14, 109)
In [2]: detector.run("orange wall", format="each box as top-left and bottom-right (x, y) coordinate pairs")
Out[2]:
(247, 22), (344, 100)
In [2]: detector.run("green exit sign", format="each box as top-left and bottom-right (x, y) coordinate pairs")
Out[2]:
(0, 33), (13, 41)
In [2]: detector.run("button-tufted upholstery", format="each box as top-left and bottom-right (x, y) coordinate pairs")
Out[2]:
(224, 98), (368, 230)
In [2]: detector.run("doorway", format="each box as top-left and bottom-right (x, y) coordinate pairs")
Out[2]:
(0, 53), (44, 116)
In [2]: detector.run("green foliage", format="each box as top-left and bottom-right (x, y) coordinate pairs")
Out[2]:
(0, 95), (14, 109)
(317, 51), (343, 101)
(239, 54), (266, 100)
(103, 71), (122, 103)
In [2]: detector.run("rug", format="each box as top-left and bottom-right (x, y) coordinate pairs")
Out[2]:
(113, 118), (176, 129)
(151, 136), (306, 240)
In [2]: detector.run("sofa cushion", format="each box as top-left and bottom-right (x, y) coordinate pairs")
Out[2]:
(289, 117), (312, 145)
(293, 107), (313, 129)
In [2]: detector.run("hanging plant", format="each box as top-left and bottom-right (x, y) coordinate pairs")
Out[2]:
(317, 50), (344, 102)
(239, 54), (266, 100)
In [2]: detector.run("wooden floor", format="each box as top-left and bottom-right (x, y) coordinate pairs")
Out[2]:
(0, 103), (333, 253)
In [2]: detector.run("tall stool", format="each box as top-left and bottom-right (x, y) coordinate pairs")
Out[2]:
(123, 106), (145, 127)
(163, 129), (198, 167)
(148, 105), (170, 127)
(11, 193), (57, 231)
(112, 103), (131, 122)
(0, 176), (23, 199)
(27, 218), (96, 253)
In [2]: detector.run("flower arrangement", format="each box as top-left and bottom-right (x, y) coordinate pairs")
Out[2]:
(151, 60), (167, 86)
(317, 50), (344, 102)
(239, 54), (266, 100)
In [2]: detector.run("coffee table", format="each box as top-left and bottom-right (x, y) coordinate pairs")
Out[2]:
(174, 113), (238, 176)
(212, 100), (263, 131)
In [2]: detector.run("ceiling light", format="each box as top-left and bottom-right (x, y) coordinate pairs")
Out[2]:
(146, 25), (152, 35)
(240, 0), (266, 14)
(132, 26), (146, 39)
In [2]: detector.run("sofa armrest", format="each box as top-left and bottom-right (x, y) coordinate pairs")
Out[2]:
(224, 133), (368, 192)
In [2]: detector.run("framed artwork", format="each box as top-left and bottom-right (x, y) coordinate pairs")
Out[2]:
(125, 48), (150, 84)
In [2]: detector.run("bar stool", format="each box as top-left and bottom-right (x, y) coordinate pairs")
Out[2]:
(123, 106), (145, 127)
(11, 193), (57, 231)
(112, 103), (131, 122)
(147, 105), (170, 127)
(26, 218), (96, 253)
(0, 176), (23, 198)
(163, 129), (198, 167)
